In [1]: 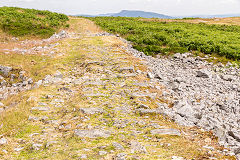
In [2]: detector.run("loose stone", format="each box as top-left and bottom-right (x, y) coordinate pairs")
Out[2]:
(74, 129), (111, 138)
(79, 107), (104, 115)
(31, 107), (50, 111)
(0, 138), (7, 145)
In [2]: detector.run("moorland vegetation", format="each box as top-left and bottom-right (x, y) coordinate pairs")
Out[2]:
(0, 7), (69, 37)
(90, 17), (240, 60)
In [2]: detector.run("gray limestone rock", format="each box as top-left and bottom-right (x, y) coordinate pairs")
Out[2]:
(31, 107), (50, 111)
(45, 141), (57, 148)
(132, 83), (149, 87)
(172, 156), (185, 160)
(120, 66), (135, 73)
(99, 151), (108, 156)
(14, 147), (24, 152)
(32, 143), (43, 150)
(137, 104), (150, 109)
(0, 138), (7, 145)
(0, 65), (12, 76)
(147, 72), (155, 79)
(32, 80), (43, 89)
(130, 140), (147, 154)
(221, 75), (234, 81)
(79, 108), (104, 115)
(28, 116), (39, 121)
(80, 154), (87, 159)
(228, 131), (240, 142)
(150, 123), (162, 129)
(112, 142), (124, 150)
(116, 153), (127, 160)
(131, 92), (157, 99)
(83, 93), (108, 97)
(74, 129), (111, 138)
(135, 108), (159, 115)
(54, 70), (63, 78)
(174, 100), (195, 118)
(196, 70), (210, 78)
(150, 128), (181, 136)
(173, 53), (182, 59)
(117, 73), (137, 78)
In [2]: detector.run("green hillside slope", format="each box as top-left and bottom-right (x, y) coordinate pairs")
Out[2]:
(90, 17), (240, 60)
(0, 7), (69, 37)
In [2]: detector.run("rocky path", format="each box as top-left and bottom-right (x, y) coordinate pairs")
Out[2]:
(0, 18), (235, 159)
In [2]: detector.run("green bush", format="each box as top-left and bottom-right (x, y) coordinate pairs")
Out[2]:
(0, 7), (69, 37)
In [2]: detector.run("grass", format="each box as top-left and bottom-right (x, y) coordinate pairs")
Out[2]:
(0, 7), (69, 38)
(0, 53), (60, 81)
(89, 17), (240, 60)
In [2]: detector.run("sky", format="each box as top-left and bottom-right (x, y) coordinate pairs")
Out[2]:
(0, 0), (240, 16)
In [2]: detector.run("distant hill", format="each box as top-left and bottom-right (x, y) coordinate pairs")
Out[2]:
(111, 10), (172, 19)
(76, 10), (173, 19)
(76, 10), (240, 19)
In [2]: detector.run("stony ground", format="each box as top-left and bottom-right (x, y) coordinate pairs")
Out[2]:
(0, 18), (236, 160)
(121, 39), (240, 156)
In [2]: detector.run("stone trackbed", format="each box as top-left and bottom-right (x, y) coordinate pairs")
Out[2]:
(0, 18), (236, 160)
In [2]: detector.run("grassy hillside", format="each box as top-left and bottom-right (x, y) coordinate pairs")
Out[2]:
(0, 7), (69, 37)
(90, 17), (240, 60)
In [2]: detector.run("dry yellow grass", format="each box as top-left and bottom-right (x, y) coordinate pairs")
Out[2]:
(141, 17), (240, 26)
